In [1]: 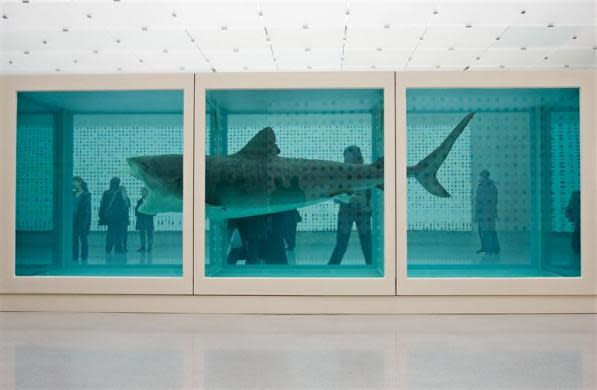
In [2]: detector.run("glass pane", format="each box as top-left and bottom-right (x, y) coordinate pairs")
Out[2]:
(205, 89), (385, 277)
(16, 90), (184, 277)
(406, 88), (581, 278)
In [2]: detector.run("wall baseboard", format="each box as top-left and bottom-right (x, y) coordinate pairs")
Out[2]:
(1, 294), (596, 314)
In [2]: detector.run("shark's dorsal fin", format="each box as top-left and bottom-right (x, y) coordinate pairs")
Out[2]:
(237, 127), (280, 158)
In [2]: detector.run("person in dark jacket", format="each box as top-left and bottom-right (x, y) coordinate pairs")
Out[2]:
(99, 177), (129, 254)
(135, 187), (155, 252)
(72, 176), (91, 263)
(120, 185), (131, 252)
(565, 190), (581, 254)
(474, 169), (500, 255)
(329, 145), (373, 265)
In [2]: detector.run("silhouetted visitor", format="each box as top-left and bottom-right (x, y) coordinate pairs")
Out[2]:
(474, 169), (500, 255)
(329, 145), (373, 265)
(72, 176), (91, 263)
(565, 190), (581, 254)
(260, 213), (288, 264)
(135, 187), (155, 252)
(227, 216), (269, 265)
(120, 185), (131, 252)
(280, 209), (302, 251)
(99, 177), (129, 254)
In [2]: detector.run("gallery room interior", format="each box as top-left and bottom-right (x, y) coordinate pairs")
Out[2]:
(1, 0), (596, 389)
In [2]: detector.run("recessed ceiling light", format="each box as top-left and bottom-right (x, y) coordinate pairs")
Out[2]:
(544, 56), (549, 60)
(345, 10), (350, 16)
(376, 47), (382, 52)
(233, 48), (239, 52)
(520, 10), (526, 14)
(307, 65), (312, 69)
(476, 56), (481, 60)
(2, 15), (8, 19)
(495, 36), (501, 40)
(42, 40), (48, 44)
(572, 36), (577, 40)
(371, 65), (376, 69)
(220, 25), (228, 31)
(113, 0), (120, 2)
(564, 64), (570, 68)
(171, 12), (177, 18)
(273, 57), (277, 62)
(55, 68), (61, 72)
(499, 65), (505, 68)
(521, 47), (527, 50)
(141, 26), (148, 31)
(86, 13), (92, 19)
(547, 23), (555, 28)
(302, 24), (310, 30)
(464, 66), (470, 71)
(116, 39), (121, 44)
(8, 60), (13, 64)
(210, 68), (216, 72)
(304, 47), (311, 52)
(22, 0), (30, 3)
(24, 50), (30, 55)
(62, 27), (69, 32)
(73, 59), (78, 63)
(180, 66), (185, 70)
(139, 59), (144, 63)
(593, 46), (597, 50)
(243, 66), (248, 70)
(435, 65), (440, 69)
(117, 67), (122, 71)
(162, 49), (168, 53)
(448, 47), (455, 51)
(258, 11), (263, 17)
(433, 9), (439, 15)
(419, 36), (424, 41)
(93, 50), (99, 54)
(383, 24), (391, 29)
(465, 24), (472, 28)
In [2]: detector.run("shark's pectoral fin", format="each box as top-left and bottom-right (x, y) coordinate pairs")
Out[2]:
(140, 190), (182, 214)
(236, 127), (280, 158)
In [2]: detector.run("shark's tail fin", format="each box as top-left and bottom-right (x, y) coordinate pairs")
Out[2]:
(408, 112), (475, 198)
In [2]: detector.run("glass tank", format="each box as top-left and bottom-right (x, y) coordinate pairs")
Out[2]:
(205, 89), (385, 278)
(406, 88), (581, 278)
(15, 90), (184, 277)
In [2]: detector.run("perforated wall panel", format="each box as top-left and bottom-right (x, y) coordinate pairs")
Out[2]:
(16, 114), (54, 231)
(73, 114), (183, 232)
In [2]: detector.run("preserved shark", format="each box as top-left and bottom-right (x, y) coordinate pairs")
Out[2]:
(127, 112), (474, 219)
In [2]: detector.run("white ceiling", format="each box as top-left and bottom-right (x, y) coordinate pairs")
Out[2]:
(0, 0), (595, 74)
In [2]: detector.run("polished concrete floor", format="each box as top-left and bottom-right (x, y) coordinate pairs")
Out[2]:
(0, 313), (595, 390)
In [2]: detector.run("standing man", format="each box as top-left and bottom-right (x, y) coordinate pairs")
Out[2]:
(135, 187), (155, 252)
(474, 169), (500, 255)
(328, 145), (373, 265)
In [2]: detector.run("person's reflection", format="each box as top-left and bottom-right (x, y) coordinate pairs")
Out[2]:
(72, 176), (91, 264)
(565, 190), (581, 254)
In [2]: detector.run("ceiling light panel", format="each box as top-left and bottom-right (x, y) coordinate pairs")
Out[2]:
(476, 47), (551, 68)
(508, 0), (597, 26)
(343, 48), (411, 68)
(188, 27), (269, 50)
(268, 27), (345, 49)
(495, 26), (581, 48)
(419, 25), (506, 49)
(276, 48), (342, 70)
(429, 1), (521, 25)
(346, 25), (426, 49)
(409, 48), (480, 67)
(259, 0), (346, 28)
(206, 48), (276, 71)
(548, 48), (597, 68)
(177, 2), (262, 29)
(561, 26), (597, 48)
(349, 1), (436, 26)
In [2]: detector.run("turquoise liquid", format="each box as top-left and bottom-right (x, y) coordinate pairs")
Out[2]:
(407, 88), (581, 278)
(15, 90), (184, 277)
(205, 89), (385, 278)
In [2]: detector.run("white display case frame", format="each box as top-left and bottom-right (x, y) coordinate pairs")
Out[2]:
(396, 70), (597, 296)
(194, 72), (397, 295)
(0, 74), (195, 294)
